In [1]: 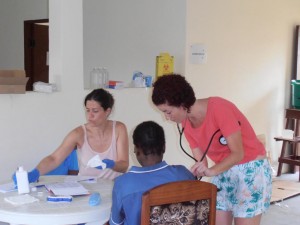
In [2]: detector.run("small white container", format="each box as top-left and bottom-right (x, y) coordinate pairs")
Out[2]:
(90, 67), (109, 89)
(90, 67), (100, 89)
(16, 166), (30, 194)
(282, 129), (294, 139)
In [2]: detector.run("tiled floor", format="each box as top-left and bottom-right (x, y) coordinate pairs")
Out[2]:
(261, 172), (300, 225)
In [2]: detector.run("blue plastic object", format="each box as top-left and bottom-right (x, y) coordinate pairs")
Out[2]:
(47, 195), (73, 202)
(89, 192), (101, 206)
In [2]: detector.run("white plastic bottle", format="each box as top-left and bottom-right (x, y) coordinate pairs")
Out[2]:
(102, 67), (109, 88)
(16, 166), (30, 194)
(90, 67), (100, 89)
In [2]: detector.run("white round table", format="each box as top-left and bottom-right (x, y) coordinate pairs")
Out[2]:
(0, 176), (113, 225)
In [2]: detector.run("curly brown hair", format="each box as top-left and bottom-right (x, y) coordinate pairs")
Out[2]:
(152, 74), (196, 110)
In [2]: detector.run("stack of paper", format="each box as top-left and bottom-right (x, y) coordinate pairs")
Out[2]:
(5, 194), (39, 205)
(45, 182), (89, 196)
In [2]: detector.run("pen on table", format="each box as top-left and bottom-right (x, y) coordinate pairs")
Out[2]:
(79, 178), (97, 183)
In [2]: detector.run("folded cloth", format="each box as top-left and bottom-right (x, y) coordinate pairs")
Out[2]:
(87, 155), (107, 169)
(4, 194), (39, 205)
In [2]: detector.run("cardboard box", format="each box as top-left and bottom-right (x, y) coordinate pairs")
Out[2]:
(0, 70), (29, 94)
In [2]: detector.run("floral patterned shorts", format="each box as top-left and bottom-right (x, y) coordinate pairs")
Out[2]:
(212, 159), (272, 218)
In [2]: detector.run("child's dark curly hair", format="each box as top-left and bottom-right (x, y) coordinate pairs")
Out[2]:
(133, 121), (165, 156)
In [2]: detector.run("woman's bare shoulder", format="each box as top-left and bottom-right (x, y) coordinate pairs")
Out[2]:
(114, 121), (128, 132)
(69, 125), (85, 137)
(114, 120), (126, 127)
(65, 125), (85, 147)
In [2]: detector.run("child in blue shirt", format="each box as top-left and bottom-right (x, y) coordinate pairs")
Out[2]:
(109, 121), (195, 225)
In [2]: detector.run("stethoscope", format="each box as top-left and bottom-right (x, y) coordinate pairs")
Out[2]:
(177, 121), (220, 180)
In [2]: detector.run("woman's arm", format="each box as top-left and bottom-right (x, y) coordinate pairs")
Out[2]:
(36, 128), (81, 175)
(112, 121), (129, 173)
(191, 147), (208, 166)
(191, 131), (244, 177)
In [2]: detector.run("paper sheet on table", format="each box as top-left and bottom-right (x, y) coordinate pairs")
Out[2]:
(87, 155), (107, 169)
(0, 182), (16, 193)
(45, 182), (89, 196)
(5, 194), (39, 205)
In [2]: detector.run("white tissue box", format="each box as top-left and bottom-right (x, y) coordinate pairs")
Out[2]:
(282, 129), (294, 139)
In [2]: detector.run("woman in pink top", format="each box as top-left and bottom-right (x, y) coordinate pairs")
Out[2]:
(151, 74), (272, 225)
(13, 89), (129, 182)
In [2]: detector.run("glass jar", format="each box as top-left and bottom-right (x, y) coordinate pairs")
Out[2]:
(90, 67), (100, 89)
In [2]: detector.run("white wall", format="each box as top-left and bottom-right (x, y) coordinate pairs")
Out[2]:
(83, 0), (186, 87)
(186, 0), (300, 163)
(1, 0), (300, 184)
(0, 0), (191, 183)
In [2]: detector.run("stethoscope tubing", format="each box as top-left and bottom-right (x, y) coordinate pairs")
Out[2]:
(177, 123), (220, 180)
(177, 123), (220, 162)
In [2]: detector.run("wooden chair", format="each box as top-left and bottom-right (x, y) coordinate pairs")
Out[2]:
(274, 108), (300, 181)
(141, 180), (217, 225)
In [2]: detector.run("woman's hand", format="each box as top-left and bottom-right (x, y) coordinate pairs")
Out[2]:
(12, 168), (40, 185)
(95, 159), (115, 170)
(190, 161), (214, 177)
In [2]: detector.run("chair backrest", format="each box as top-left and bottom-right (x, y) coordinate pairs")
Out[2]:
(141, 180), (217, 225)
(284, 109), (300, 137)
(286, 109), (300, 121)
